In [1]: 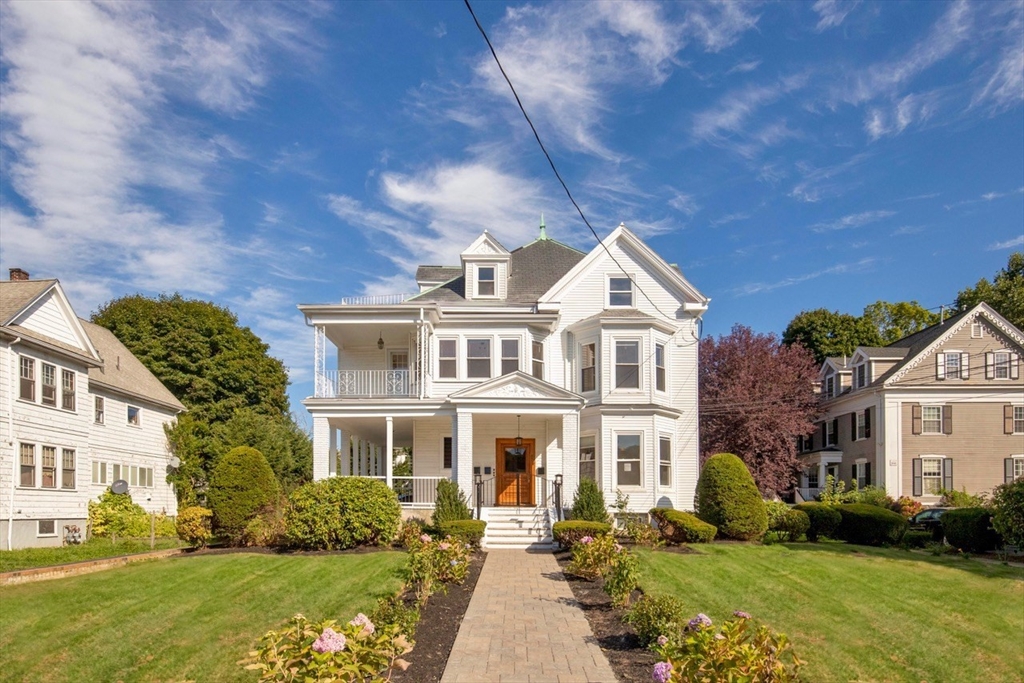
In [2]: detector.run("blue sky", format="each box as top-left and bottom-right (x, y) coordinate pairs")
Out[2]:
(1, 0), (1022, 419)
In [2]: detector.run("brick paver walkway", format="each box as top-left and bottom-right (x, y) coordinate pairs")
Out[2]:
(440, 550), (618, 683)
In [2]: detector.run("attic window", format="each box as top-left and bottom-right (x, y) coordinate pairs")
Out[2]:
(971, 322), (983, 338)
(609, 277), (633, 307)
(477, 267), (495, 296)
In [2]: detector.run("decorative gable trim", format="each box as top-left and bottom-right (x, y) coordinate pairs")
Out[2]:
(885, 303), (1024, 385)
(8, 283), (100, 361)
(448, 371), (584, 404)
(460, 231), (510, 259)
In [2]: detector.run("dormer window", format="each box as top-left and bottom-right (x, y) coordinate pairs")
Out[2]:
(823, 376), (835, 397)
(855, 364), (867, 389)
(477, 266), (495, 296)
(609, 277), (633, 307)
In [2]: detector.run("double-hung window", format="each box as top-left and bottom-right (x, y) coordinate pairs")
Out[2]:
(615, 341), (640, 389)
(944, 352), (962, 380)
(616, 434), (641, 486)
(1014, 406), (1024, 434)
(922, 406), (942, 434)
(467, 339), (491, 379)
(921, 457), (943, 495)
(806, 468), (819, 489)
(92, 461), (108, 485)
(127, 406), (141, 426)
(608, 277), (633, 307)
(655, 344), (666, 392)
(659, 437), (672, 487)
(41, 446), (57, 488)
(62, 449), (75, 489)
(95, 396), (105, 424)
(501, 339), (519, 375)
(994, 352), (1010, 379)
(581, 343), (596, 392)
(823, 376), (835, 397)
(20, 443), (35, 487)
(825, 420), (837, 446)
(854, 409), (870, 440)
(41, 363), (56, 406)
(532, 340), (544, 380)
(477, 266), (495, 296)
(19, 357), (34, 400)
(855, 364), (866, 389)
(579, 435), (596, 482)
(438, 339), (457, 379)
(62, 370), (75, 410)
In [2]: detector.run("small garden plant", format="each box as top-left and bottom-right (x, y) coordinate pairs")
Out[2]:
(406, 533), (472, 603)
(566, 534), (619, 580)
(570, 478), (610, 523)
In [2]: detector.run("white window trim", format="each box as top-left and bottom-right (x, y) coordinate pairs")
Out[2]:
(940, 349), (967, 381)
(1014, 405), (1024, 435)
(613, 431), (644, 490)
(475, 264), (497, 299)
(579, 432), (598, 484)
(465, 336), (493, 380)
(436, 337), (459, 381)
(855, 410), (867, 441)
(606, 273), (635, 309)
(499, 336), (521, 375)
(531, 337), (544, 381)
(127, 405), (142, 428)
(440, 435), (453, 472)
(612, 337), (643, 392)
(992, 350), (1013, 380)
(18, 355), (36, 403)
(920, 404), (944, 435)
(919, 454), (947, 497)
(657, 433), (673, 491)
(18, 442), (36, 489)
(971, 322), (984, 338)
(654, 342), (667, 394)
(580, 340), (598, 394)
(94, 396), (105, 425)
(1012, 455), (1024, 480)
(36, 520), (58, 538)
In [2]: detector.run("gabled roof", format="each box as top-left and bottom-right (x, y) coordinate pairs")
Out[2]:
(855, 347), (910, 359)
(448, 371), (584, 405)
(461, 231), (510, 259)
(0, 279), (56, 325)
(80, 320), (186, 413)
(1, 278), (101, 363)
(416, 266), (461, 284)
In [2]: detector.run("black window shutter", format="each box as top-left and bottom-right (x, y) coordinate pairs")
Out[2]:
(912, 404), (922, 435)
(831, 418), (838, 445)
(821, 422), (826, 444)
(942, 458), (953, 490)
(943, 404), (953, 435)
(851, 412), (857, 437)
(865, 408), (871, 438)
(912, 458), (923, 496)
(864, 462), (872, 486)
(1006, 458), (1016, 484)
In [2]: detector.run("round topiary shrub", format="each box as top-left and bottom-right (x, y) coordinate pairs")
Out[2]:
(286, 477), (401, 550)
(695, 453), (768, 541)
(793, 502), (842, 542)
(207, 446), (280, 541)
(942, 507), (1002, 553)
(835, 503), (908, 546)
(771, 509), (810, 542)
(570, 478), (610, 523)
(652, 509), (717, 544)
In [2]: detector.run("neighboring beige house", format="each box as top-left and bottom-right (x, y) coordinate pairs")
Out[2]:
(797, 302), (1024, 504)
(300, 223), (709, 547)
(1, 269), (185, 549)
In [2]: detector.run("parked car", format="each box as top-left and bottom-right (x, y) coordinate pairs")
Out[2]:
(908, 507), (952, 542)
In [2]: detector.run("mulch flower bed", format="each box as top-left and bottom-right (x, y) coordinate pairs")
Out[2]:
(392, 550), (486, 683)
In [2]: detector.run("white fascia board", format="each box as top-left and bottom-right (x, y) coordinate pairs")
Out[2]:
(301, 305), (441, 326)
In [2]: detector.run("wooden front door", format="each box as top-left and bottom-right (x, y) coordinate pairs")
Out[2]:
(495, 438), (535, 506)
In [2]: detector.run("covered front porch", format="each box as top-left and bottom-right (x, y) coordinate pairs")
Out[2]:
(796, 448), (842, 502)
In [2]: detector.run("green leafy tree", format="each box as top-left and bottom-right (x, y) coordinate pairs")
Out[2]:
(209, 408), (312, 490)
(782, 309), (883, 365)
(955, 252), (1024, 328)
(862, 300), (939, 344)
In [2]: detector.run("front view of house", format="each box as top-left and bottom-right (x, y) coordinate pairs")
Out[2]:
(300, 223), (708, 545)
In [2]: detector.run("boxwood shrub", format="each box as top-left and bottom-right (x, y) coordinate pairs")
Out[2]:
(900, 530), (933, 549)
(438, 519), (487, 547)
(942, 507), (1002, 553)
(770, 509), (810, 542)
(835, 503), (908, 547)
(695, 453), (768, 541)
(552, 520), (611, 548)
(623, 593), (687, 647)
(793, 502), (842, 542)
(208, 446), (280, 542)
(285, 477), (400, 550)
(650, 508), (717, 544)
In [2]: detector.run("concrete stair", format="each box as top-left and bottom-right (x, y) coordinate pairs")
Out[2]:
(481, 507), (555, 550)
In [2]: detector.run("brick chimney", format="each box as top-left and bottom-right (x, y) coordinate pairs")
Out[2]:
(9, 268), (30, 282)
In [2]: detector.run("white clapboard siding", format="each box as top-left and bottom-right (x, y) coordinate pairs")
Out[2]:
(16, 291), (86, 350)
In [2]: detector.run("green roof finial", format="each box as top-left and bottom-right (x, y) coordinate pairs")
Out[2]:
(539, 213), (547, 240)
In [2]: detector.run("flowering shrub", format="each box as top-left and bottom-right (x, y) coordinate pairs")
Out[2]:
(623, 594), (686, 647)
(245, 612), (412, 682)
(603, 544), (640, 607)
(624, 516), (664, 547)
(551, 521), (612, 548)
(891, 496), (923, 518)
(566, 533), (618, 580)
(651, 611), (802, 682)
(176, 506), (213, 548)
(407, 534), (471, 602)
(396, 519), (426, 549)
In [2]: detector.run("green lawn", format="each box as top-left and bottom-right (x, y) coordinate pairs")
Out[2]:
(638, 543), (1024, 683)
(0, 537), (182, 573)
(0, 551), (407, 683)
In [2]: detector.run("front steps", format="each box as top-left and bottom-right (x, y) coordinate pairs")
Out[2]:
(480, 507), (556, 550)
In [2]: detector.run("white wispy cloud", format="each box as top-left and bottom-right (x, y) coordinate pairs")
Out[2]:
(789, 152), (871, 203)
(811, 210), (896, 232)
(944, 187), (1024, 210)
(864, 91), (939, 140)
(812, 0), (861, 31)
(987, 235), (1024, 250)
(725, 59), (761, 75)
(710, 211), (752, 227)
(733, 257), (877, 296)
(668, 192), (700, 216)
(972, 43), (1024, 114)
(691, 74), (807, 156)
(681, 0), (761, 53)
(891, 225), (925, 236)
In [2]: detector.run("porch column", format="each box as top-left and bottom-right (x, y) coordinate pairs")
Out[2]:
(453, 412), (474, 503)
(561, 412), (579, 514)
(385, 417), (394, 489)
(328, 427), (338, 478)
(312, 416), (330, 481)
(354, 439), (363, 476)
(818, 462), (827, 490)
(338, 430), (349, 476)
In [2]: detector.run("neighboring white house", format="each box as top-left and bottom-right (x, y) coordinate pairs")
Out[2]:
(300, 223), (709, 546)
(0, 269), (185, 549)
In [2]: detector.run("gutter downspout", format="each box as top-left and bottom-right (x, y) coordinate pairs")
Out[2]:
(7, 337), (22, 551)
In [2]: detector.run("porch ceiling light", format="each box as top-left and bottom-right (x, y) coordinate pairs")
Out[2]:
(377, 331), (384, 350)
(515, 414), (523, 447)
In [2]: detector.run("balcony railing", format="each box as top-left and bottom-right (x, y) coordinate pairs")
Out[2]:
(317, 370), (415, 398)
(338, 293), (412, 306)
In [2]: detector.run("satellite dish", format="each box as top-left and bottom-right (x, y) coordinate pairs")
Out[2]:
(110, 480), (129, 495)
(169, 456), (181, 468)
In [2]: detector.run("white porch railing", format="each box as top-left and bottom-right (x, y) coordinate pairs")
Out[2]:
(339, 293), (412, 306)
(317, 370), (415, 398)
(796, 487), (822, 502)
(392, 476), (445, 507)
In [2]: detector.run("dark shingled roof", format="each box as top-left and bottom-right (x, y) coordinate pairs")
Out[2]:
(416, 266), (462, 284)
(857, 346), (910, 358)
(409, 238), (586, 305)
(81, 320), (186, 412)
(872, 308), (974, 385)
(0, 279), (56, 325)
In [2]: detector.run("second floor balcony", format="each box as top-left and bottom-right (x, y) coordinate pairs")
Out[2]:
(317, 369), (418, 398)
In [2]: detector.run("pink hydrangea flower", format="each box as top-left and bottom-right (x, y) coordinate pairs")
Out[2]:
(656, 635), (669, 646)
(312, 628), (347, 653)
(419, 534), (431, 543)
(580, 536), (594, 544)
(439, 542), (451, 550)
(687, 613), (712, 631)
(733, 610), (751, 619)
(652, 661), (673, 683)
(349, 613), (375, 635)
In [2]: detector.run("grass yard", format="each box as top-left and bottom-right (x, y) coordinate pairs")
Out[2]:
(0, 537), (182, 573)
(638, 543), (1024, 683)
(0, 550), (407, 683)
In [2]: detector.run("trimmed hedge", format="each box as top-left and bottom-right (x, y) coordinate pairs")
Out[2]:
(771, 509), (810, 542)
(793, 502), (842, 542)
(835, 503), (908, 547)
(650, 508), (717, 544)
(570, 478), (610, 523)
(208, 446), (280, 541)
(552, 520), (612, 548)
(942, 507), (1002, 553)
(624, 593), (687, 647)
(695, 453), (768, 541)
(438, 519), (487, 547)
(901, 530), (933, 549)
(285, 477), (401, 550)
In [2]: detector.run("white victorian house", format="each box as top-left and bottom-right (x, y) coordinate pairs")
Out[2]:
(300, 223), (708, 546)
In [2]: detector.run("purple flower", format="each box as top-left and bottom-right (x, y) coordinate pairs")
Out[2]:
(687, 613), (712, 631)
(580, 536), (594, 545)
(312, 628), (347, 653)
(652, 661), (673, 683)
(733, 610), (751, 620)
(349, 613), (375, 635)
(450, 559), (459, 566)
(656, 635), (669, 646)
